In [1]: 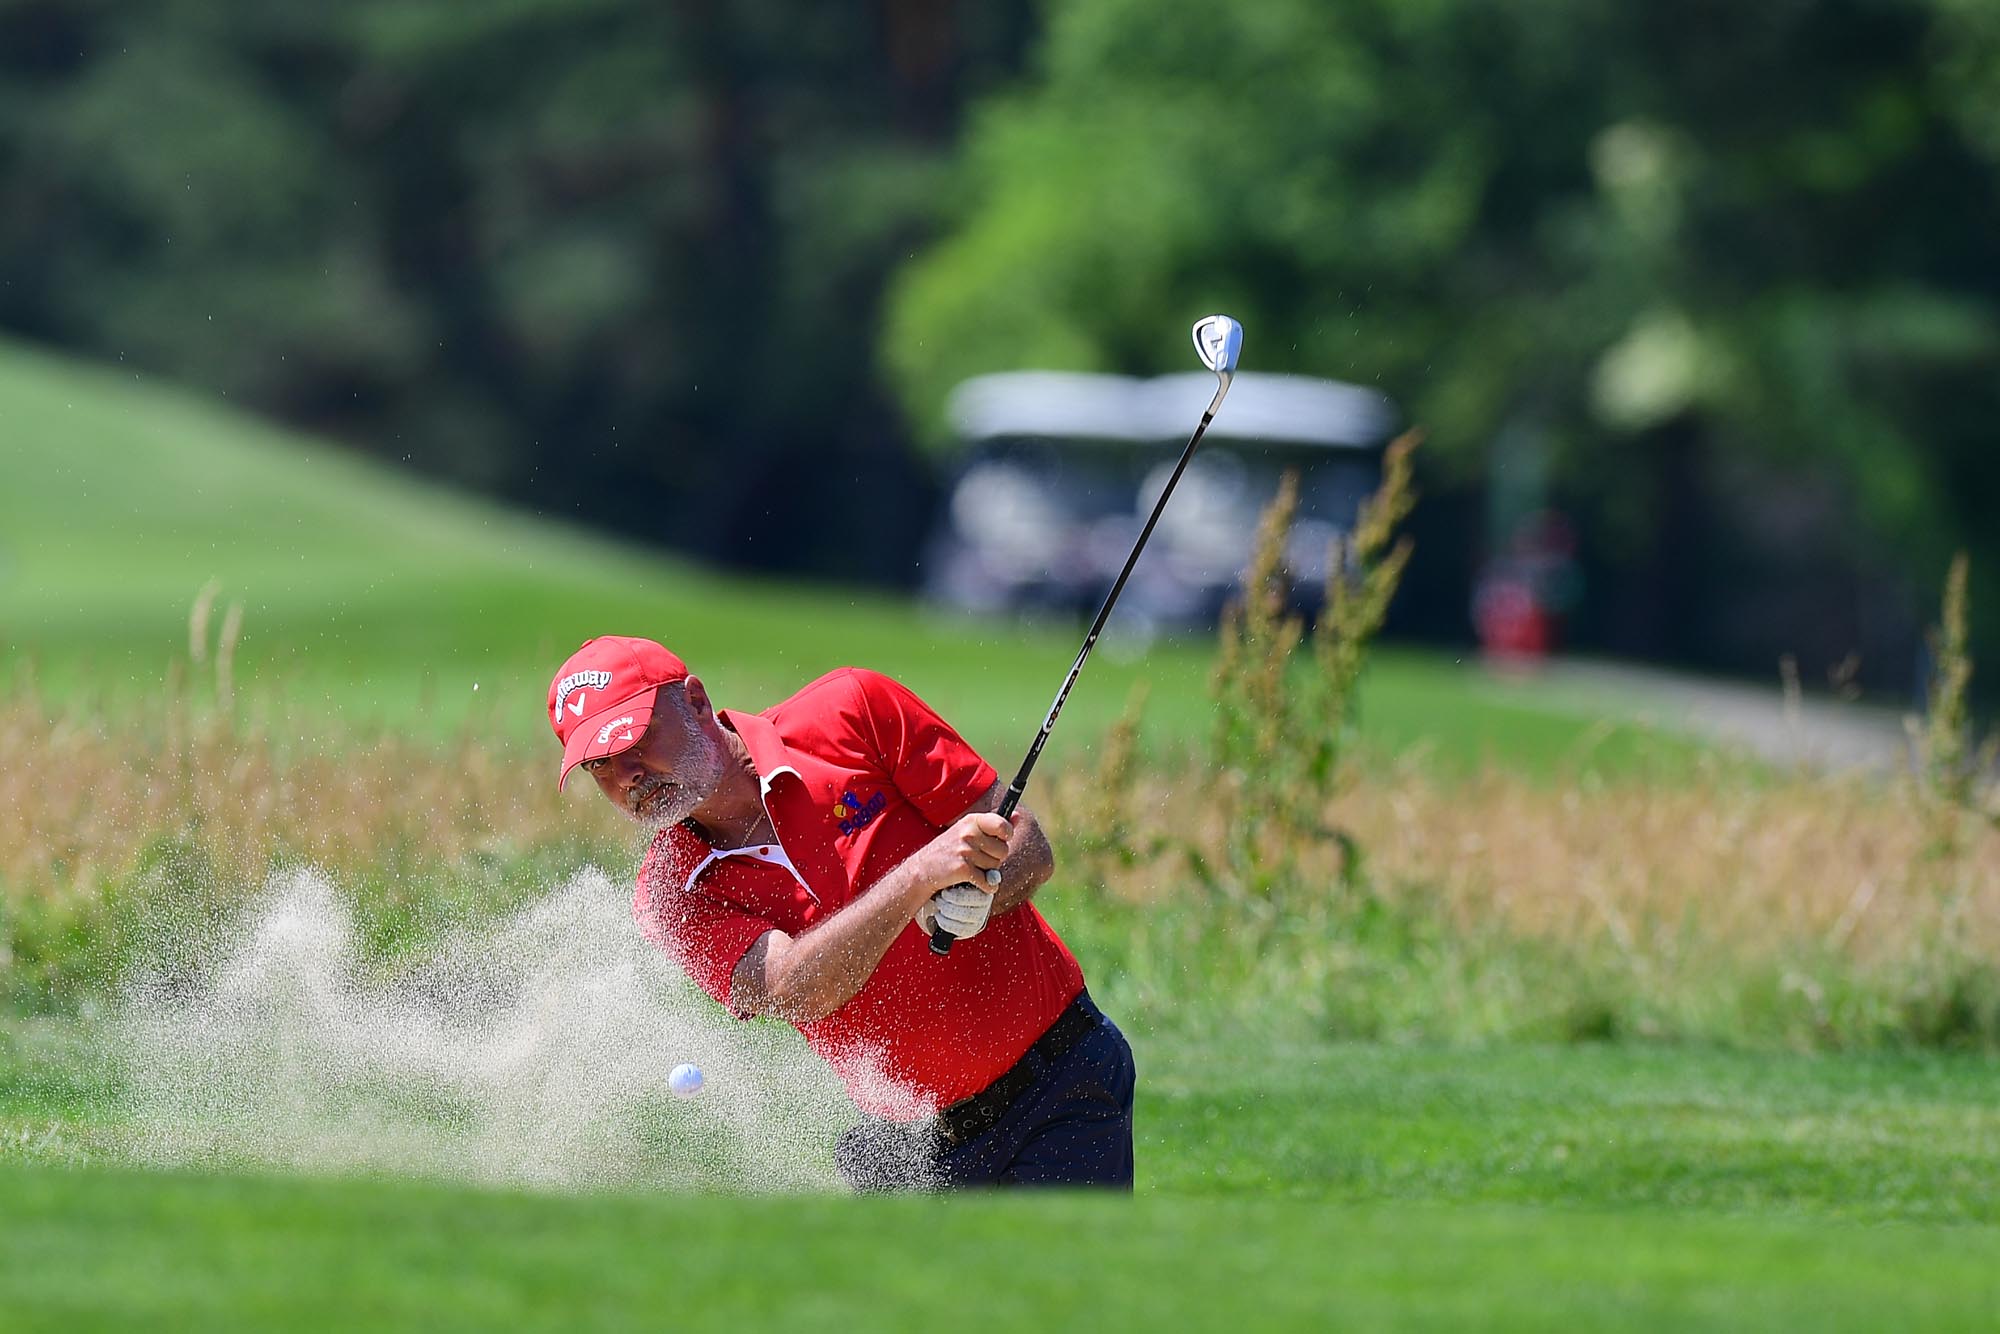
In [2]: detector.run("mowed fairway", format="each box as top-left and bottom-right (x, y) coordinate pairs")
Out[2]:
(5, 1033), (2000, 1330)
(5, 1172), (1996, 1332)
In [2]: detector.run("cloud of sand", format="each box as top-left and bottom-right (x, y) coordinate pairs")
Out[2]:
(111, 867), (853, 1192)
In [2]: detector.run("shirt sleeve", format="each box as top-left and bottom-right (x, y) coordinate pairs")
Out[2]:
(633, 839), (774, 1017)
(850, 669), (999, 826)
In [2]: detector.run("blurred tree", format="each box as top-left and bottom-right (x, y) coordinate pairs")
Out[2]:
(0, 0), (1035, 577)
(3, 0), (1995, 688)
(886, 0), (2000, 690)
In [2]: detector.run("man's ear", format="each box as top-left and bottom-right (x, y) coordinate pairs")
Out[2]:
(682, 675), (711, 717)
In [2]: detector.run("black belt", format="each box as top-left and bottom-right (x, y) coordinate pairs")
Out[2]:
(933, 991), (1103, 1148)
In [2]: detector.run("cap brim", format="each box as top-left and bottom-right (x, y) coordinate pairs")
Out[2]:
(557, 686), (660, 790)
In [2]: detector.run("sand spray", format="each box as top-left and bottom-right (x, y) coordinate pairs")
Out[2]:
(110, 867), (853, 1192)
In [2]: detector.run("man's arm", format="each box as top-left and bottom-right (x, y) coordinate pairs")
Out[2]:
(730, 807), (1014, 1024)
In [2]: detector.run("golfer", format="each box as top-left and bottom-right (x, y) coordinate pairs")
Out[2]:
(547, 635), (1135, 1189)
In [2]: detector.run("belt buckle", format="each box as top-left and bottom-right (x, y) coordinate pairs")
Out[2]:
(957, 1099), (996, 1141)
(939, 1088), (1001, 1148)
(936, 1110), (972, 1149)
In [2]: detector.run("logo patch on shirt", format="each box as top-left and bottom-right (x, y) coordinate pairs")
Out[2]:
(832, 787), (887, 836)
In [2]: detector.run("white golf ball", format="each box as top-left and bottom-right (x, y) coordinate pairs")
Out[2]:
(668, 1063), (705, 1098)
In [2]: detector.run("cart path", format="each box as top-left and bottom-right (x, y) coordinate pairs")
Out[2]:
(1494, 657), (1919, 775)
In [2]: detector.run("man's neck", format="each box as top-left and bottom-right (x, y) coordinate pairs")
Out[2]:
(688, 726), (771, 847)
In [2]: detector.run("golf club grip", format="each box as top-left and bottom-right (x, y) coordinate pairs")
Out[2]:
(929, 786), (1026, 955)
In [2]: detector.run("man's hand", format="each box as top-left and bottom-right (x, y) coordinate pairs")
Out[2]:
(911, 813), (1010, 945)
(912, 811), (1013, 894)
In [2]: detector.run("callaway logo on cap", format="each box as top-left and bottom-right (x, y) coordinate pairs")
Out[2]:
(546, 636), (690, 789)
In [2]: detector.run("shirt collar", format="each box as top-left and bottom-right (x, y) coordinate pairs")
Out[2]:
(713, 705), (852, 906)
(718, 707), (800, 795)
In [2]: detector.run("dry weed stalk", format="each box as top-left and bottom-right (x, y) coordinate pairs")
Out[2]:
(1200, 432), (1419, 894)
(1070, 682), (1152, 881)
(1314, 431), (1418, 763)
(1915, 552), (1990, 820)
(1209, 472), (1304, 780)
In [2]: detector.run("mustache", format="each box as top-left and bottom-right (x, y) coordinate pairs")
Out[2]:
(630, 777), (675, 809)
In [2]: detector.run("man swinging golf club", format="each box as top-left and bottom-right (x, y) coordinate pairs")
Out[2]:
(548, 315), (1240, 1190)
(548, 640), (1134, 1189)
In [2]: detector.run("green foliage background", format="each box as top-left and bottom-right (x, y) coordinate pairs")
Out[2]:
(0, 0), (1034, 578)
(888, 0), (2000, 680)
(1, 0), (1995, 686)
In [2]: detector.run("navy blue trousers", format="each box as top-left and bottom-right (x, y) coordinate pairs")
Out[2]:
(836, 1004), (1136, 1191)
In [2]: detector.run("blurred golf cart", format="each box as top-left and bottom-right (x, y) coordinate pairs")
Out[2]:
(921, 370), (1398, 636)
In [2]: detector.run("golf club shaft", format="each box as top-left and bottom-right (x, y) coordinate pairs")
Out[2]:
(930, 376), (1233, 955)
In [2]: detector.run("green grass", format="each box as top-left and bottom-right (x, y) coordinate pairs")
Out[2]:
(4, 333), (1928, 1326)
(1145, 1040), (2000, 1221)
(5, 1026), (2000, 1329)
(22, 1021), (1995, 1217)
(0, 337), (1696, 776)
(5, 1168), (1998, 1332)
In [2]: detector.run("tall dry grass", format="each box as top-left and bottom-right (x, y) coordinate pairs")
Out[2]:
(1063, 756), (1999, 958)
(1, 482), (1993, 1045)
(1049, 750), (2000, 1042)
(0, 667), (634, 1005)
(3, 665), (1994, 1043)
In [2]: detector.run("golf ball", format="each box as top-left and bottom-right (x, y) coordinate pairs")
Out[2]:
(668, 1063), (705, 1098)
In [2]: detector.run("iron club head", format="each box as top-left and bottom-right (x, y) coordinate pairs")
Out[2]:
(1192, 314), (1243, 378)
(1192, 314), (1242, 415)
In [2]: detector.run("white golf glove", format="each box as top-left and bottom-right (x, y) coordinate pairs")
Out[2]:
(916, 870), (1000, 943)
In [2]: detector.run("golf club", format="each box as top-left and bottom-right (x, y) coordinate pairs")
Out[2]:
(930, 314), (1243, 955)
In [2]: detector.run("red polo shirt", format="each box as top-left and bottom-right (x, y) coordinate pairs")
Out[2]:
(632, 668), (1086, 1118)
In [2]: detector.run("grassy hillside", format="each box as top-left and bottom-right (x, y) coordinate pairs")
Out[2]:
(0, 338), (1691, 775)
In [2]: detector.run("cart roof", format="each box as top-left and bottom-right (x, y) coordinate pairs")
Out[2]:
(946, 371), (1396, 448)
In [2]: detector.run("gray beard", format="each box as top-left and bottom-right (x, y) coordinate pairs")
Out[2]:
(630, 784), (704, 833)
(627, 707), (726, 833)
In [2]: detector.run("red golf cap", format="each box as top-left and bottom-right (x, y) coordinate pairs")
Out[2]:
(547, 636), (690, 790)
